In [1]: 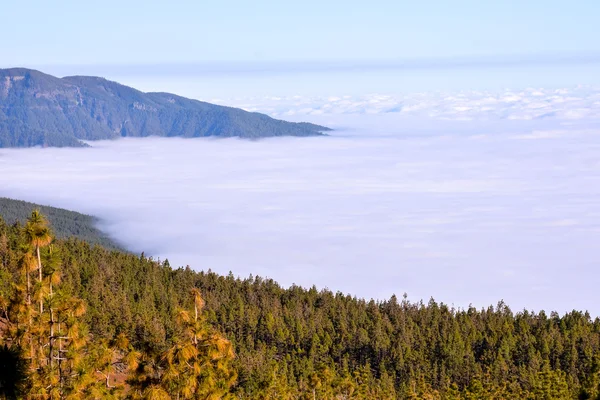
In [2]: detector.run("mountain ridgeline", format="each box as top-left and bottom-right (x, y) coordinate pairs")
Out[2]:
(0, 197), (121, 249)
(0, 68), (330, 147)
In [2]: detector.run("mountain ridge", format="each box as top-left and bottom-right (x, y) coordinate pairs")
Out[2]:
(0, 68), (330, 147)
(0, 197), (121, 249)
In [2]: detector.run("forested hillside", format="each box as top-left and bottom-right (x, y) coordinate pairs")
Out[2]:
(0, 197), (120, 249)
(1, 212), (600, 399)
(0, 68), (330, 148)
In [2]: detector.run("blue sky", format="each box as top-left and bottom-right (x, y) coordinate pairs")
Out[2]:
(2, 0), (599, 65)
(2, 0), (600, 94)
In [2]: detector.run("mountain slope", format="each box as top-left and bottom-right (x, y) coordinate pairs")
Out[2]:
(1, 211), (599, 398)
(0, 197), (121, 249)
(0, 68), (330, 147)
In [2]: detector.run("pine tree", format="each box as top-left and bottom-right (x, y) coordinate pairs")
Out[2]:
(533, 364), (571, 400)
(23, 210), (52, 315)
(130, 288), (237, 399)
(0, 212), (113, 399)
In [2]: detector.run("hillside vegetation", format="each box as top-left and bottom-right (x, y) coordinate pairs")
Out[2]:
(0, 68), (330, 148)
(1, 211), (600, 399)
(0, 197), (120, 249)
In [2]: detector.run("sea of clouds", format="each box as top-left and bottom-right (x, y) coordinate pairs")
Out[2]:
(1, 86), (600, 315)
(217, 86), (600, 121)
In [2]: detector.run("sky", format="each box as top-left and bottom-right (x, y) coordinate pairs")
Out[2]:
(2, 0), (600, 90)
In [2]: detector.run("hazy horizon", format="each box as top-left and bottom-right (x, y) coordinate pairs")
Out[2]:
(6, 57), (600, 99)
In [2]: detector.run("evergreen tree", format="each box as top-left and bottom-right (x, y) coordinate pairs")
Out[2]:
(23, 210), (52, 314)
(2, 210), (600, 398)
(130, 288), (236, 399)
(0, 212), (117, 398)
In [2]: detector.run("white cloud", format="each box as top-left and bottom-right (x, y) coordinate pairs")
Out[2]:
(1, 90), (600, 315)
(210, 86), (600, 123)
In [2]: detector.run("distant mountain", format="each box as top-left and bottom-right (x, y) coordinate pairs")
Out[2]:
(0, 197), (121, 249)
(0, 68), (330, 147)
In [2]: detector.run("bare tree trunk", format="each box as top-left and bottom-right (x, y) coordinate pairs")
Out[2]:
(194, 302), (198, 345)
(26, 265), (31, 306)
(37, 245), (43, 313)
(58, 319), (63, 392)
(49, 278), (54, 368)
(25, 264), (34, 363)
(49, 309), (54, 368)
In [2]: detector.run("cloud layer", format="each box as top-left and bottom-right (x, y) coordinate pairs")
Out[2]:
(214, 86), (600, 122)
(1, 89), (600, 315)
